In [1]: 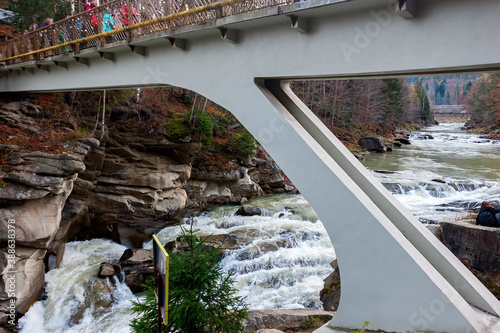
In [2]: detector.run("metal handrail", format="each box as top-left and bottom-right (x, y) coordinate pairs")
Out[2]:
(0, 0), (292, 66)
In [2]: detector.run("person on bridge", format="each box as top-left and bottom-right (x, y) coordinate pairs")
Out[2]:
(476, 201), (500, 227)
(85, 0), (98, 30)
(120, 4), (137, 26)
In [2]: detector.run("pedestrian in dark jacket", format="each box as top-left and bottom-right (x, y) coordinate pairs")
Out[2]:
(476, 201), (500, 227)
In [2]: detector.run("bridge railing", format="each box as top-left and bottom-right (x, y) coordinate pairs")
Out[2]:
(0, 0), (292, 66)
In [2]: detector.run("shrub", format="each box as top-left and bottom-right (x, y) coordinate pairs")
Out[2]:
(226, 131), (256, 162)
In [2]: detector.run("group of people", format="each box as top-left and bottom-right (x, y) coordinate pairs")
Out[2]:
(23, 18), (53, 34)
(476, 201), (500, 227)
(84, 0), (137, 35)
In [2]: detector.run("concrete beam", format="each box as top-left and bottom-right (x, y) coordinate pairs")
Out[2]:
(289, 14), (310, 34)
(99, 52), (115, 61)
(167, 37), (187, 50)
(35, 64), (50, 72)
(395, 0), (417, 19)
(219, 27), (238, 44)
(73, 57), (89, 66)
(129, 45), (147, 56)
(54, 61), (68, 69)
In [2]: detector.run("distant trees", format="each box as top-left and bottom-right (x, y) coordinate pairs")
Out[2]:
(465, 74), (500, 130)
(407, 75), (478, 105)
(415, 80), (430, 117)
(291, 78), (422, 136)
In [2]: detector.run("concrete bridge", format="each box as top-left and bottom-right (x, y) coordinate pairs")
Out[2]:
(433, 105), (468, 119)
(1, 0), (500, 332)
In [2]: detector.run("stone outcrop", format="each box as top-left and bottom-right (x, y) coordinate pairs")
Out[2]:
(119, 248), (154, 293)
(65, 119), (200, 248)
(358, 137), (387, 152)
(186, 153), (295, 208)
(0, 102), (94, 328)
(440, 220), (500, 298)
(319, 259), (341, 312)
(245, 309), (333, 332)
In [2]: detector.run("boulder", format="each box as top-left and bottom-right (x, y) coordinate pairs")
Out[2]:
(119, 249), (154, 293)
(98, 263), (116, 278)
(319, 259), (341, 311)
(69, 277), (116, 326)
(119, 248), (153, 265)
(235, 205), (263, 217)
(395, 137), (411, 144)
(358, 137), (386, 152)
(245, 309), (333, 332)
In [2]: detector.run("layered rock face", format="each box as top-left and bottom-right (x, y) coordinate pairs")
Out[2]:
(0, 102), (91, 327)
(186, 155), (289, 208)
(0, 100), (295, 328)
(75, 120), (200, 248)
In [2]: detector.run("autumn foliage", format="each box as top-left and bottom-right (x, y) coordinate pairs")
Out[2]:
(465, 74), (500, 132)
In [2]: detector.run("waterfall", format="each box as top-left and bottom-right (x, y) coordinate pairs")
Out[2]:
(145, 194), (336, 310)
(18, 240), (135, 333)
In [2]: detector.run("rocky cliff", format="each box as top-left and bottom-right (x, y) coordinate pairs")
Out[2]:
(0, 100), (294, 329)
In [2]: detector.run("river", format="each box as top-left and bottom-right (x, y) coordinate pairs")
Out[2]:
(362, 122), (500, 222)
(18, 122), (500, 332)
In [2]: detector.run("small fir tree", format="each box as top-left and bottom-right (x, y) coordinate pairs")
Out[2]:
(130, 278), (166, 333)
(130, 223), (248, 333)
(167, 224), (248, 332)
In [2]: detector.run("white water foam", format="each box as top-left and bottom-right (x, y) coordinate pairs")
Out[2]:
(146, 194), (336, 310)
(18, 239), (135, 333)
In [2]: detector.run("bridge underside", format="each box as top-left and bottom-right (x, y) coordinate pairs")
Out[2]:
(1, 0), (500, 332)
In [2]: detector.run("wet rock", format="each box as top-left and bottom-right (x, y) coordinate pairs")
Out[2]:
(236, 245), (260, 261)
(0, 248), (46, 317)
(69, 277), (116, 326)
(358, 137), (386, 152)
(245, 309), (333, 332)
(119, 248), (153, 265)
(446, 180), (486, 192)
(374, 170), (397, 174)
(320, 259), (341, 311)
(259, 241), (279, 253)
(381, 182), (411, 195)
(396, 137), (411, 144)
(424, 184), (447, 198)
(119, 249), (154, 293)
(98, 263), (116, 278)
(236, 205), (263, 216)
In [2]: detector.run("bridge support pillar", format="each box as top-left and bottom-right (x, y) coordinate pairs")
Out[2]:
(232, 79), (499, 332)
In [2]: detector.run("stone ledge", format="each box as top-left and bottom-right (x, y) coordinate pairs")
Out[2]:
(440, 220), (499, 277)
